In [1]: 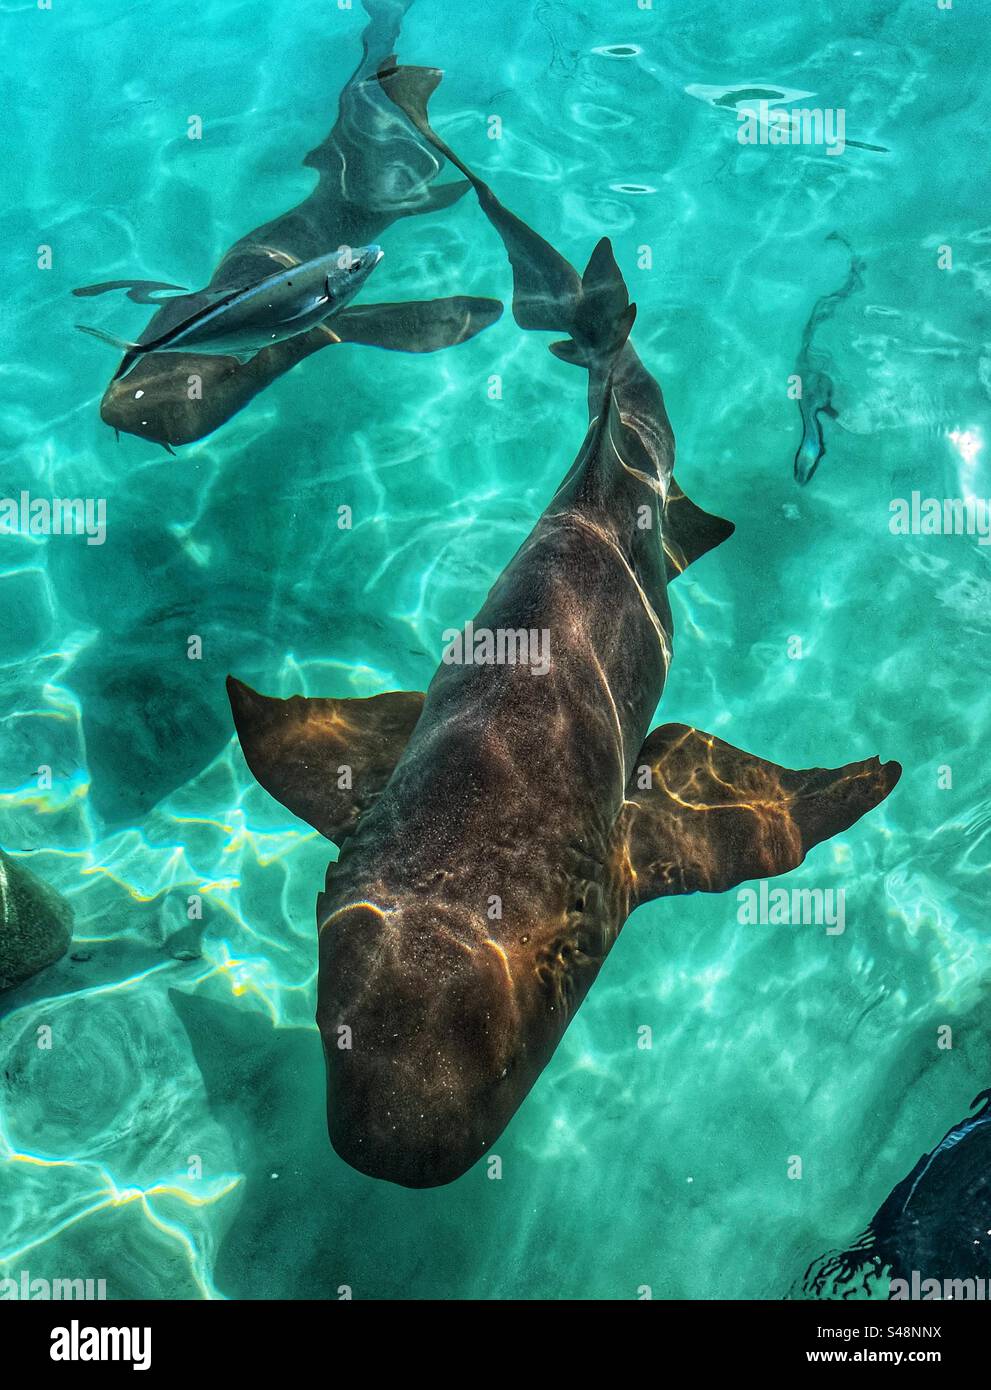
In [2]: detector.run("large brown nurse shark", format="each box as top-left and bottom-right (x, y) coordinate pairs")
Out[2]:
(75, 0), (501, 449)
(226, 68), (901, 1188)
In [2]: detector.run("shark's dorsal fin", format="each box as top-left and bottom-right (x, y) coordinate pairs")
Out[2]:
(662, 479), (735, 580)
(619, 724), (900, 904)
(227, 677), (424, 845)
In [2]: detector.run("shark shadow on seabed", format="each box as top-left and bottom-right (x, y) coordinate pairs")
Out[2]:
(169, 989), (370, 1299)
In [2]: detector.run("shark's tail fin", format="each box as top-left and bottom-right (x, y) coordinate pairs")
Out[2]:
(549, 238), (637, 372)
(369, 62), (471, 216)
(379, 61), (588, 335)
(305, 28), (470, 216)
(379, 64), (636, 369)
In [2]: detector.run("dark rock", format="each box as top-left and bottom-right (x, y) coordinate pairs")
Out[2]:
(0, 849), (74, 991)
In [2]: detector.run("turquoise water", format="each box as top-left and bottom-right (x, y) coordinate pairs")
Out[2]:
(1, 0), (989, 1300)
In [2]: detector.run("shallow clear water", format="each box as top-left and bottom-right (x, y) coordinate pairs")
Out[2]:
(1, 0), (989, 1300)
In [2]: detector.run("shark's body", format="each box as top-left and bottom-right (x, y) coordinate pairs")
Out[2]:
(228, 66), (900, 1188)
(803, 1090), (991, 1297)
(77, 0), (500, 447)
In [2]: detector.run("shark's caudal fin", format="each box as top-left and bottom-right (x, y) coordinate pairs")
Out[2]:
(331, 295), (503, 352)
(305, 26), (470, 218)
(227, 676), (424, 845)
(620, 724), (900, 905)
(378, 61), (584, 334)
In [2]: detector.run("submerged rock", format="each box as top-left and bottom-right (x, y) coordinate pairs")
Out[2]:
(0, 848), (74, 991)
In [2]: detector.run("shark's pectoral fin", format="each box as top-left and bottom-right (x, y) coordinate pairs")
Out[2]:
(72, 279), (189, 304)
(332, 296), (503, 352)
(620, 724), (900, 904)
(662, 479), (735, 580)
(226, 677), (425, 844)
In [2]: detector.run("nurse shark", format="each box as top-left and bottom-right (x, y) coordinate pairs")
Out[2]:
(802, 1089), (991, 1297)
(226, 64), (900, 1187)
(75, 0), (501, 448)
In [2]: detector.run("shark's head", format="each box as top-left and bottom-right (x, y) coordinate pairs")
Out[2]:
(316, 896), (543, 1188)
(321, 243), (384, 313)
(99, 353), (250, 448)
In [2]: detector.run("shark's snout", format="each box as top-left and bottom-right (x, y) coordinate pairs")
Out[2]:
(317, 900), (524, 1187)
(324, 1054), (494, 1188)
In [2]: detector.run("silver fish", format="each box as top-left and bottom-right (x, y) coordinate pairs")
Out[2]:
(76, 245), (383, 381)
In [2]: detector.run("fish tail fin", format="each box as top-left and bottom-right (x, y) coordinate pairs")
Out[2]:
(549, 237), (636, 371)
(376, 61), (479, 200)
(75, 324), (138, 353)
(379, 61), (586, 334)
(76, 324), (143, 380)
